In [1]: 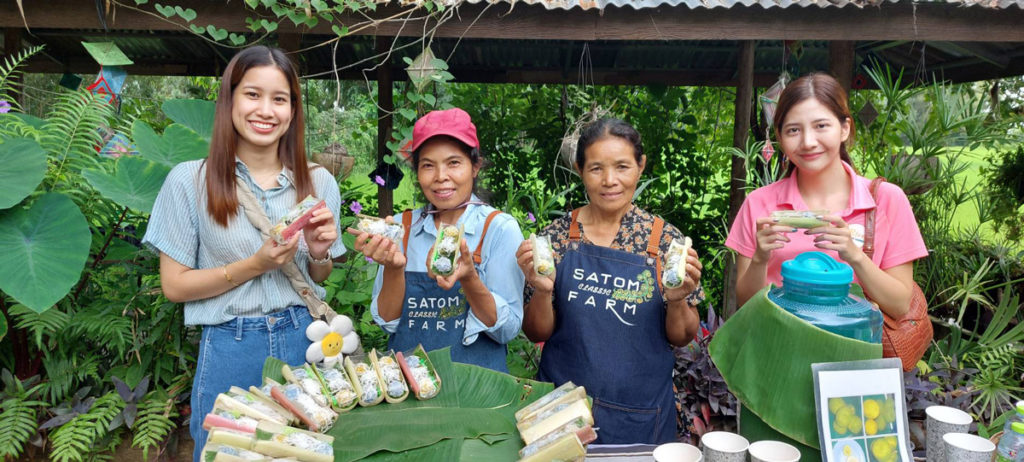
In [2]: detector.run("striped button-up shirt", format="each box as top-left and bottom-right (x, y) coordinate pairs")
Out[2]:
(143, 159), (346, 326)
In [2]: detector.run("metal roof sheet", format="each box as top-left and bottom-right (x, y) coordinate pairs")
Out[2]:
(445, 0), (1022, 9)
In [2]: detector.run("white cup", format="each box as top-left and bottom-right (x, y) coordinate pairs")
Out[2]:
(653, 442), (703, 462)
(925, 405), (973, 462)
(700, 431), (749, 462)
(942, 432), (995, 462)
(748, 440), (801, 462)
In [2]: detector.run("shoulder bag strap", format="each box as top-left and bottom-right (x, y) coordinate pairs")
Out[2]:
(863, 177), (886, 260)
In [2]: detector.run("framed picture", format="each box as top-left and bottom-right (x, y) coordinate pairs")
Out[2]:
(812, 358), (913, 462)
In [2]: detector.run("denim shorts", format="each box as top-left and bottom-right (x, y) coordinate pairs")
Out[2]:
(189, 306), (312, 462)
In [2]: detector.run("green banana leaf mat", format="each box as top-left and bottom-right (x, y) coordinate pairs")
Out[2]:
(262, 348), (554, 461)
(708, 286), (882, 461)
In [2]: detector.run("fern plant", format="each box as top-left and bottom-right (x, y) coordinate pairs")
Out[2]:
(0, 44), (43, 112)
(41, 89), (114, 192)
(48, 391), (124, 462)
(0, 370), (46, 459)
(131, 390), (179, 460)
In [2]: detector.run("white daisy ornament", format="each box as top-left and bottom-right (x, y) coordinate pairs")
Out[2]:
(305, 315), (359, 367)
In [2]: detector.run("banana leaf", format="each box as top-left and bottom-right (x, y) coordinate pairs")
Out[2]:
(262, 347), (555, 461)
(709, 286), (881, 449)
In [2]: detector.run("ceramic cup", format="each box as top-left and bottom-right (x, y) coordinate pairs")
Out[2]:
(942, 432), (995, 462)
(748, 440), (801, 462)
(700, 431), (749, 462)
(925, 405), (973, 462)
(653, 442), (703, 462)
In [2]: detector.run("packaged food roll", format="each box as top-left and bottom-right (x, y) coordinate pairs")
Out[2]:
(519, 399), (594, 445)
(344, 355), (385, 407)
(395, 345), (442, 400)
(531, 234), (556, 276)
(516, 386), (589, 431)
(518, 417), (597, 458)
(311, 363), (358, 412)
(355, 214), (404, 248)
(226, 386), (296, 426)
(515, 381), (576, 422)
(369, 349), (409, 403)
(770, 209), (829, 229)
(203, 404), (259, 434)
(429, 223), (463, 276)
(252, 421), (334, 462)
(281, 364), (331, 408)
(271, 195), (327, 245)
(201, 442), (272, 462)
(268, 382), (337, 433)
(661, 236), (692, 289)
(517, 432), (585, 462)
(207, 427), (257, 450)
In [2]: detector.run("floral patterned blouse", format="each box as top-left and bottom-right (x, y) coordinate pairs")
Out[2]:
(524, 205), (706, 306)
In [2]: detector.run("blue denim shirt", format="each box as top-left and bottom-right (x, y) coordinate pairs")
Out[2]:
(143, 159), (346, 325)
(370, 200), (525, 346)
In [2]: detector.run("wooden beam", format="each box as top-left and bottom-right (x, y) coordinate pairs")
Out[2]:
(3, 28), (23, 107)
(376, 38), (394, 217)
(4, 0), (1024, 42)
(829, 40), (855, 94)
(724, 40), (754, 319)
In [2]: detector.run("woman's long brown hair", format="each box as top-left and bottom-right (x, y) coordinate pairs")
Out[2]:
(205, 46), (313, 227)
(773, 72), (857, 178)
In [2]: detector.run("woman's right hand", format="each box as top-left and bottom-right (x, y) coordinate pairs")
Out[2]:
(346, 227), (407, 270)
(254, 234), (301, 272)
(516, 239), (555, 293)
(752, 216), (795, 264)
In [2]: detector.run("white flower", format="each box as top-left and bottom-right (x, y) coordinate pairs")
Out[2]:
(305, 315), (359, 367)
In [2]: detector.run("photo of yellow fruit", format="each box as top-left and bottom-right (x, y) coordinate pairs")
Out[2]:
(827, 396), (864, 437)
(867, 435), (900, 462)
(862, 394), (898, 436)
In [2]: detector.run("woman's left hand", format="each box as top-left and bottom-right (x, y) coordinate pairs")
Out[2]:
(304, 207), (337, 261)
(664, 247), (702, 303)
(806, 214), (866, 264)
(427, 239), (478, 290)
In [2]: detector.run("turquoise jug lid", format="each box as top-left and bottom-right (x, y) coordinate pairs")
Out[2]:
(780, 251), (853, 287)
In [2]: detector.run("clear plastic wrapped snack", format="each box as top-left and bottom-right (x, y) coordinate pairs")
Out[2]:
(369, 349), (409, 403)
(661, 236), (692, 289)
(344, 355), (385, 407)
(771, 209), (829, 229)
(252, 421), (334, 462)
(312, 363), (357, 412)
(430, 223), (463, 276)
(267, 379), (337, 433)
(395, 344), (442, 400)
(531, 234), (556, 276)
(271, 195), (326, 245)
(355, 214), (404, 248)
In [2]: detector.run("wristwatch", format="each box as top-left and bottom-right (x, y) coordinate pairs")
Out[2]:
(309, 250), (332, 265)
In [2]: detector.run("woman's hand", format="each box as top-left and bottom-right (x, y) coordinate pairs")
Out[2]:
(304, 207), (337, 261)
(427, 239), (478, 290)
(516, 238), (555, 293)
(346, 221), (407, 270)
(752, 216), (796, 264)
(664, 247), (702, 302)
(254, 234), (301, 272)
(806, 214), (866, 265)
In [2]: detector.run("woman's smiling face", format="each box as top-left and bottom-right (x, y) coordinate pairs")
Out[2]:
(231, 65), (293, 154)
(416, 137), (479, 210)
(580, 136), (645, 215)
(778, 98), (851, 175)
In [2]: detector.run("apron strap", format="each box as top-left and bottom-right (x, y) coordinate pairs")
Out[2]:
(473, 210), (504, 265)
(648, 216), (665, 292)
(568, 208), (582, 242)
(402, 209), (413, 254)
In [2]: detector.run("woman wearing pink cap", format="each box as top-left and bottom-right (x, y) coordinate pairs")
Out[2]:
(726, 73), (927, 317)
(349, 108), (524, 372)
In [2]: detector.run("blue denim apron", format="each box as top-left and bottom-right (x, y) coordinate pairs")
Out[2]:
(387, 210), (508, 372)
(538, 209), (676, 444)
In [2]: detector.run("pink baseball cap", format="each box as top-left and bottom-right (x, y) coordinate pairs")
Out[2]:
(410, 108), (479, 152)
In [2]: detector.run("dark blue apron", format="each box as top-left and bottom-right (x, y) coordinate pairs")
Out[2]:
(387, 210), (509, 373)
(538, 209), (677, 444)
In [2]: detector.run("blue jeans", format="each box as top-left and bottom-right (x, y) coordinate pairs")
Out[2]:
(189, 306), (312, 462)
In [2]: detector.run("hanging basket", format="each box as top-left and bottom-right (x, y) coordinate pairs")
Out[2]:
(313, 142), (355, 180)
(559, 104), (612, 174)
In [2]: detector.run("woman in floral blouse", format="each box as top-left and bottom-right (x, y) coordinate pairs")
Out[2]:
(516, 117), (705, 444)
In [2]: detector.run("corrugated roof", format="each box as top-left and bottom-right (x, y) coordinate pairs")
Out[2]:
(428, 0), (1021, 9)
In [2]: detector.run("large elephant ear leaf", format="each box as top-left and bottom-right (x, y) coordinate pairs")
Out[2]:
(132, 120), (208, 169)
(0, 137), (47, 210)
(0, 193), (90, 313)
(162, 99), (215, 141)
(83, 157), (171, 214)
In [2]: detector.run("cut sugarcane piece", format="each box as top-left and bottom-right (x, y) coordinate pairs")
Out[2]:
(531, 234), (556, 276)
(201, 442), (274, 462)
(517, 432), (585, 462)
(252, 421), (334, 462)
(344, 355), (385, 407)
(226, 386), (296, 426)
(281, 364), (331, 408)
(429, 223), (463, 276)
(518, 417), (597, 458)
(268, 383), (337, 433)
(771, 209), (829, 229)
(271, 195), (326, 245)
(355, 214), (404, 248)
(516, 386), (589, 431)
(369, 349), (409, 403)
(203, 404), (259, 433)
(662, 236), (692, 289)
(208, 427), (256, 450)
(395, 345), (442, 400)
(514, 381), (576, 422)
(519, 399), (594, 445)
(311, 363), (358, 412)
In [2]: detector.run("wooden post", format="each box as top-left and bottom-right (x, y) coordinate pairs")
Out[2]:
(4, 28), (24, 108)
(376, 38), (394, 217)
(724, 40), (754, 318)
(829, 40), (855, 95)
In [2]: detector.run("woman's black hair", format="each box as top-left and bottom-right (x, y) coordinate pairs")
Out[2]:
(575, 117), (644, 170)
(411, 135), (490, 202)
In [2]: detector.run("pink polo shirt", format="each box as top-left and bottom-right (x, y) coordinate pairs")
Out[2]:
(725, 162), (928, 287)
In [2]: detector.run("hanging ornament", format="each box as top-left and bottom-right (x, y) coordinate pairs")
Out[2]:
(851, 73), (868, 90)
(82, 42), (133, 108)
(858, 100), (879, 128)
(405, 47), (441, 93)
(761, 140), (775, 162)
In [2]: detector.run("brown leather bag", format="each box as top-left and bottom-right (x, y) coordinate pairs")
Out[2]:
(865, 177), (933, 372)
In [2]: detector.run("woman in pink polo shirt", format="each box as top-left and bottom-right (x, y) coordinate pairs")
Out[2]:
(725, 73), (928, 319)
